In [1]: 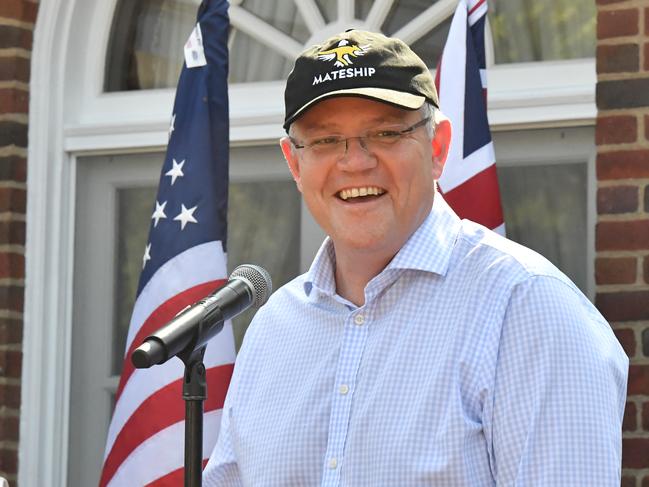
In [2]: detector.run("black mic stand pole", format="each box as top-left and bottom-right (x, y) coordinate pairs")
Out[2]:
(178, 344), (208, 487)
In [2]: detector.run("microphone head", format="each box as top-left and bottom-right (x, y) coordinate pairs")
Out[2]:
(230, 264), (272, 308)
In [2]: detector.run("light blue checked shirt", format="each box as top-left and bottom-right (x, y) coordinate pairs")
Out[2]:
(204, 196), (628, 486)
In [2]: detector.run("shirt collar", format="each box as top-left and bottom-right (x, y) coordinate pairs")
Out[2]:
(386, 194), (461, 276)
(304, 237), (337, 297)
(303, 194), (462, 297)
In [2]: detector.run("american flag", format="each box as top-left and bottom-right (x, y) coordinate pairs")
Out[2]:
(436, 0), (505, 234)
(99, 1), (235, 485)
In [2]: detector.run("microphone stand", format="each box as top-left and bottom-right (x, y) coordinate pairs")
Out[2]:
(178, 345), (208, 487)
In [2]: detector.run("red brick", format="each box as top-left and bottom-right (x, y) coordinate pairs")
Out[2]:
(645, 43), (649, 71)
(628, 365), (649, 395)
(0, 221), (25, 245)
(613, 327), (636, 356)
(597, 78), (649, 109)
(0, 89), (28, 115)
(0, 253), (24, 279)
(597, 150), (649, 179)
(0, 187), (26, 213)
(622, 476), (636, 487)
(644, 256), (649, 283)
(0, 122), (27, 148)
(597, 186), (638, 214)
(0, 318), (22, 344)
(623, 438), (649, 467)
(646, 115), (649, 141)
(0, 285), (23, 313)
(0, 383), (20, 409)
(0, 57), (30, 83)
(596, 257), (636, 284)
(624, 401), (637, 431)
(0, 350), (21, 379)
(644, 327), (649, 356)
(0, 417), (19, 442)
(596, 291), (649, 321)
(596, 115), (637, 144)
(643, 401), (649, 430)
(0, 156), (26, 182)
(598, 9), (639, 39)
(596, 220), (649, 250)
(642, 475), (649, 487)
(0, 25), (32, 51)
(0, 447), (17, 475)
(597, 44), (639, 73)
(0, 0), (38, 23)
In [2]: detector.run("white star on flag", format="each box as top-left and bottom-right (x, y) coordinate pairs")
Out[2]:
(173, 204), (198, 230)
(169, 113), (176, 140)
(165, 158), (185, 185)
(151, 200), (167, 227)
(142, 243), (151, 269)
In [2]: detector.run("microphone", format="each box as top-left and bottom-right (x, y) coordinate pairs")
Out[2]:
(131, 264), (272, 369)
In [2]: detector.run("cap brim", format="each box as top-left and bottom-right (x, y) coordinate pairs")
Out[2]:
(285, 87), (426, 130)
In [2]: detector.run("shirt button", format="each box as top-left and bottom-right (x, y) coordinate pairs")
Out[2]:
(339, 384), (349, 395)
(328, 457), (338, 469)
(354, 314), (365, 325)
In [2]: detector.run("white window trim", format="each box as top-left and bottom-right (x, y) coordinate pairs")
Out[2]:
(23, 0), (597, 485)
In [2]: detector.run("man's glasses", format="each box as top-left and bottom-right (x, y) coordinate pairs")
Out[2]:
(289, 117), (432, 161)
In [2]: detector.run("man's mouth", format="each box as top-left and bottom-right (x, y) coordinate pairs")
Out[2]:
(337, 186), (386, 201)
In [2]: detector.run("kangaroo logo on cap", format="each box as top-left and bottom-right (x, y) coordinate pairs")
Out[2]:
(317, 40), (371, 68)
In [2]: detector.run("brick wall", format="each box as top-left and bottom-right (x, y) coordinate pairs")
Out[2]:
(595, 0), (649, 484)
(0, 0), (37, 484)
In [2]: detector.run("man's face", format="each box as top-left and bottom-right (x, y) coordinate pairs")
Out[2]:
(281, 97), (448, 260)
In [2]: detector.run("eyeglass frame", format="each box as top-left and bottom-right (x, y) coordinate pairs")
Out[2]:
(288, 116), (433, 160)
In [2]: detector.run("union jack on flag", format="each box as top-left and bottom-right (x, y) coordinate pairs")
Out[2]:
(436, 0), (505, 234)
(99, 1), (235, 485)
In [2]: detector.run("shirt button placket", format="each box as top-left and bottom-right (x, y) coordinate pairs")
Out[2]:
(321, 312), (369, 486)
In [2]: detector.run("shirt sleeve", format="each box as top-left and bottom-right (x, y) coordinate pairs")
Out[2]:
(488, 275), (628, 486)
(202, 396), (243, 486)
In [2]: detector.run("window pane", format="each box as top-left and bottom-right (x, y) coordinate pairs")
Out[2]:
(315, 0), (337, 24)
(382, 0), (441, 36)
(409, 16), (451, 68)
(229, 30), (293, 83)
(228, 181), (301, 348)
(113, 187), (157, 374)
(112, 177), (300, 361)
(489, 0), (595, 63)
(105, 0), (310, 89)
(497, 163), (588, 292)
(105, 0), (195, 91)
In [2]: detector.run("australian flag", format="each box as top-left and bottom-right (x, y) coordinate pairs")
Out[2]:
(99, 1), (236, 485)
(436, 0), (505, 234)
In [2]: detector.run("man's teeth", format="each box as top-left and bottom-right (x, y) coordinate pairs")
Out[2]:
(338, 187), (385, 200)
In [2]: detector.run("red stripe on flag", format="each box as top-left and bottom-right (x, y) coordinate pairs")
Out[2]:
(115, 279), (225, 402)
(144, 459), (209, 486)
(468, 0), (486, 15)
(440, 164), (504, 230)
(100, 363), (233, 487)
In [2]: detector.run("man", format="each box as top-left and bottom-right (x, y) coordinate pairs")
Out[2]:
(204, 30), (628, 486)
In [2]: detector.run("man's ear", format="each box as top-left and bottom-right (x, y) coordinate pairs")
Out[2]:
(431, 116), (452, 180)
(280, 136), (303, 193)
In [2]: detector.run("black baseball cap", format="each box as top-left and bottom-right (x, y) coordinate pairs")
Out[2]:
(283, 29), (439, 131)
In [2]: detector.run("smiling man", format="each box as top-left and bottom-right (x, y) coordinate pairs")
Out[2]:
(203, 30), (628, 486)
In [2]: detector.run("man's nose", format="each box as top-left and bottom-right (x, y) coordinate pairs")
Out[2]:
(339, 136), (376, 170)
